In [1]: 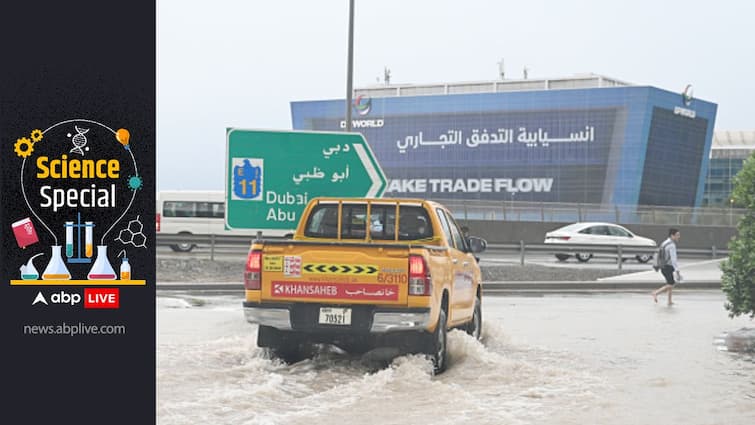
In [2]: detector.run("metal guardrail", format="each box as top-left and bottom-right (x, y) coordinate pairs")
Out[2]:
(485, 242), (728, 271)
(156, 234), (728, 270)
(158, 234), (260, 246)
(427, 198), (746, 226)
(157, 233), (275, 261)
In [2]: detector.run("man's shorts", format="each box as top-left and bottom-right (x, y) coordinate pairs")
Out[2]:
(661, 265), (676, 285)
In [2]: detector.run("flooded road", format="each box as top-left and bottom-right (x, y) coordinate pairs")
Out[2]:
(157, 292), (754, 425)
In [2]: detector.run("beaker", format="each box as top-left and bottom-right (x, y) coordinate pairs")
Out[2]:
(65, 221), (74, 257)
(42, 245), (72, 280)
(87, 245), (116, 280)
(85, 221), (93, 258)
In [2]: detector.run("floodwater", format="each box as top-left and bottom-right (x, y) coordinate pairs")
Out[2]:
(157, 292), (755, 425)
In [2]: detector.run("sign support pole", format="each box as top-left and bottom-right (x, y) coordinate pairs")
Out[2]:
(345, 0), (355, 132)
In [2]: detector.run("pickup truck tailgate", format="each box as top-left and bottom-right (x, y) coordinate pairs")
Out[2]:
(259, 244), (410, 306)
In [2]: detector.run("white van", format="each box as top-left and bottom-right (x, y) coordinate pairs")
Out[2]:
(156, 190), (292, 252)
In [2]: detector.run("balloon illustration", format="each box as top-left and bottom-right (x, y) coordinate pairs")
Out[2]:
(116, 128), (131, 150)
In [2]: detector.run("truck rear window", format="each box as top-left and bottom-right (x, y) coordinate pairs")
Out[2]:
(304, 204), (432, 240)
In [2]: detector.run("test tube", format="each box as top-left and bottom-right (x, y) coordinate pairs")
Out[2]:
(85, 221), (93, 258)
(65, 221), (74, 257)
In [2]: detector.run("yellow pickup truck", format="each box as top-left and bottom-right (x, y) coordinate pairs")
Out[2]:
(242, 197), (487, 373)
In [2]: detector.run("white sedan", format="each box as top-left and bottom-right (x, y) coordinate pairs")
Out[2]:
(544, 222), (657, 263)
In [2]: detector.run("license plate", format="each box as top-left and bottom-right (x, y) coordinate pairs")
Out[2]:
(318, 307), (352, 326)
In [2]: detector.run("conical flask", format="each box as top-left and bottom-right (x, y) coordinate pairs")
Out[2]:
(42, 245), (72, 280)
(87, 245), (117, 280)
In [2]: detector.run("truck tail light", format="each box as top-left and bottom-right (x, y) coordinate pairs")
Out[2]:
(156, 213), (161, 232)
(408, 255), (431, 296)
(244, 250), (262, 290)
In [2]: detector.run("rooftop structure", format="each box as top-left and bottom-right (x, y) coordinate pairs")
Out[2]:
(355, 73), (632, 98)
(712, 130), (755, 151)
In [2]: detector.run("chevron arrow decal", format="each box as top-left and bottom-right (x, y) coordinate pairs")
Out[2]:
(302, 263), (379, 275)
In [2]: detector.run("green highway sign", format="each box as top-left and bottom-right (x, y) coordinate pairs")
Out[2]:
(225, 129), (387, 231)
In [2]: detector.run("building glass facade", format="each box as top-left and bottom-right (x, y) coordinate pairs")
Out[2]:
(291, 79), (718, 208)
(703, 150), (753, 206)
(702, 131), (755, 207)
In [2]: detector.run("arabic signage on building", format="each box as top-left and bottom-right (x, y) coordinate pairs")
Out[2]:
(302, 108), (617, 203)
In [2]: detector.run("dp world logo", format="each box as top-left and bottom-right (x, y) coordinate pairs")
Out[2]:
(682, 84), (694, 106)
(353, 95), (372, 116)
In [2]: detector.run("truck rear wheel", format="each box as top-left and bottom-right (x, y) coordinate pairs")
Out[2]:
(257, 325), (308, 364)
(429, 309), (448, 374)
(269, 346), (308, 364)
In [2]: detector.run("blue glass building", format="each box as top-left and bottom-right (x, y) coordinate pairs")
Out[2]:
(703, 131), (755, 207)
(291, 75), (717, 207)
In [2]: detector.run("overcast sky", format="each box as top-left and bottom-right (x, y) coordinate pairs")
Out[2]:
(157, 0), (754, 191)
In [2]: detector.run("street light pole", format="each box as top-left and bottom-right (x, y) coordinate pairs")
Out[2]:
(345, 0), (354, 132)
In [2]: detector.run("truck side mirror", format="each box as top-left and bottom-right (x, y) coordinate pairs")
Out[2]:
(467, 236), (487, 253)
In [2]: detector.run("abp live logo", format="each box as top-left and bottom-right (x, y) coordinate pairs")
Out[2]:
(84, 288), (120, 309)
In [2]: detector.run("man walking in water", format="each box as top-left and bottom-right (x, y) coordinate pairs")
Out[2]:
(652, 228), (682, 305)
